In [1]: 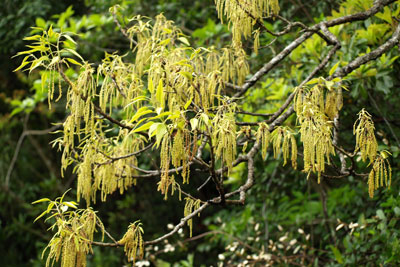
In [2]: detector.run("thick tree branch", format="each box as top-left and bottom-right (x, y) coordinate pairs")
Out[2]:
(232, 0), (395, 98)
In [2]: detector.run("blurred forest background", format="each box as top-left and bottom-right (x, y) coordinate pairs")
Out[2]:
(1, 0), (400, 266)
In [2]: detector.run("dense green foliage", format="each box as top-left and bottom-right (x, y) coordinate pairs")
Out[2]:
(2, 0), (400, 266)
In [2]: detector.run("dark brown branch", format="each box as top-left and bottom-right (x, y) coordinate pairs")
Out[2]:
(5, 117), (61, 189)
(96, 142), (154, 166)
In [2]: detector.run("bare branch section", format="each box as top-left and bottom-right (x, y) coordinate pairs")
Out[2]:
(5, 119), (62, 189)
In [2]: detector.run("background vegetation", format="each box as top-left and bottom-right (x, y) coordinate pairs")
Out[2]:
(1, 0), (400, 266)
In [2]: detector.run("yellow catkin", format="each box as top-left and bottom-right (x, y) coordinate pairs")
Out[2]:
(118, 222), (144, 264)
(295, 81), (338, 182)
(270, 126), (297, 169)
(368, 154), (392, 198)
(353, 109), (378, 163)
(256, 123), (270, 160)
(212, 105), (237, 174)
(214, 0), (279, 48)
(184, 198), (201, 237)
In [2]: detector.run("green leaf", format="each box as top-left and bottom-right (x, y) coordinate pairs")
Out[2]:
(33, 210), (49, 223)
(32, 198), (51, 204)
(179, 71), (193, 81)
(63, 201), (78, 209)
(394, 207), (400, 217)
(62, 48), (84, 62)
(178, 37), (190, 46)
(60, 188), (71, 203)
(159, 38), (171, 46)
(14, 59), (31, 72)
(155, 124), (168, 148)
(377, 209), (386, 220)
(63, 34), (77, 44)
(23, 35), (42, 41)
(305, 78), (320, 85)
(35, 17), (46, 28)
(149, 122), (162, 138)
(329, 61), (341, 76)
(65, 57), (82, 66)
(124, 95), (149, 109)
(184, 97), (193, 110)
(148, 77), (154, 93)
(129, 106), (153, 123)
(190, 118), (198, 130)
(329, 246), (344, 264)
(150, 111), (172, 120)
(49, 56), (60, 66)
(133, 121), (154, 133)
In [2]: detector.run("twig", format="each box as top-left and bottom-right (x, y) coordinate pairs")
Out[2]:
(5, 117), (61, 189)
(96, 142), (154, 166)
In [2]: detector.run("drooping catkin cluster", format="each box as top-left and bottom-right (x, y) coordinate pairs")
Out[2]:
(270, 126), (297, 169)
(118, 221), (144, 265)
(353, 109), (378, 163)
(184, 197), (201, 237)
(212, 102), (237, 174)
(18, 13), (253, 207)
(157, 133), (182, 200)
(43, 209), (104, 267)
(171, 128), (191, 184)
(76, 131), (145, 205)
(256, 122), (271, 160)
(215, 0), (279, 49)
(353, 109), (392, 197)
(61, 64), (96, 176)
(368, 151), (392, 198)
(294, 79), (342, 182)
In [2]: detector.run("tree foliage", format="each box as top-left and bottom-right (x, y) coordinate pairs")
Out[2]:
(7, 0), (400, 265)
